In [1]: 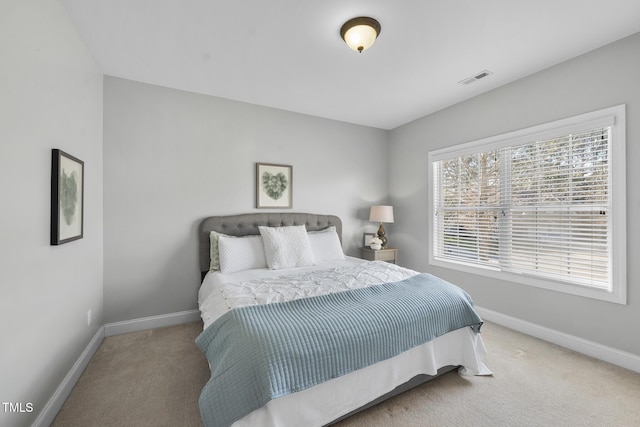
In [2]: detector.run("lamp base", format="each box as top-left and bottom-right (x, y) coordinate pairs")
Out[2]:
(377, 223), (387, 248)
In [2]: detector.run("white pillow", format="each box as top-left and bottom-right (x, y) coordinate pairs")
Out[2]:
(209, 230), (229, 271)
(258, 225), (316, 270)
(308, 226), (345, 262)
(217, 234), (267, 274)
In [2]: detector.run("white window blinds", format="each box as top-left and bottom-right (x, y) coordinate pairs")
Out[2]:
(429, 105), (626, 303)
(434, 151), (501, 269)
(506, 128), (609, 288)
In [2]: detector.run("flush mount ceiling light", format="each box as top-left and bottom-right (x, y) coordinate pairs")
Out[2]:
(340, 16), (381, 53)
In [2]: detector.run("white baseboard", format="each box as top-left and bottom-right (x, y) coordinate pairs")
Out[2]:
(104, 309), (201, 337)
(32, 326), (105, 427)
(476, 306), (640, 374)
(34, 309), (202, 426)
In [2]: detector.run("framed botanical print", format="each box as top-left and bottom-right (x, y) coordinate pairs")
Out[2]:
(51, 149), (84, 245)
(256, 163), (292, 209)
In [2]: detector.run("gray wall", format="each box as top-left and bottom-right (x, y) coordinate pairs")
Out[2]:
(103, 77), (390, 323)
(389, 32), (640, 356)
(0, 1), (104, 426)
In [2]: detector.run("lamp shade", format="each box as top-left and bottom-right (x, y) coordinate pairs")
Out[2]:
(340, 17), (381, 53)
(369, 205), (394, 223)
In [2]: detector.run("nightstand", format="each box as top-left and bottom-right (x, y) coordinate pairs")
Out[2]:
(359, 247), (398, 264)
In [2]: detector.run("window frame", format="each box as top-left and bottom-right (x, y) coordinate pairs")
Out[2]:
(427, 105), (627, 304)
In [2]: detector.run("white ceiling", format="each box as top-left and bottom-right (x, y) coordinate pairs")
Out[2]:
(62, 0), (640, 130)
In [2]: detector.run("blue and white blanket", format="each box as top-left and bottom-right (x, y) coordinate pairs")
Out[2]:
(196, 272), (482, 427)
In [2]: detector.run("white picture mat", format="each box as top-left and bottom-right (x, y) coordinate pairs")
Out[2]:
(58, 154), (83, 240)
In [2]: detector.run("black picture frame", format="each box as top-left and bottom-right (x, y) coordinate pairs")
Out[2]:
(51, 149), (84, 245)
(256, 163), (293, 209)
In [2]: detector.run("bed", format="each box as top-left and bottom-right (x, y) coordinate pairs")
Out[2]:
(196, 212), (490, 427)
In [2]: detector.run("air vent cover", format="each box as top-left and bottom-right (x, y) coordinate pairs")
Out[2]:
(459, 70), (493, 85)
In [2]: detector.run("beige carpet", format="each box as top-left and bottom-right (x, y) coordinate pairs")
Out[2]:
(53, 321), (640, 427)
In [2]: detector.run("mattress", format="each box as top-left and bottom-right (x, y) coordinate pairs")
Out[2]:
(198, 257), (491, 426)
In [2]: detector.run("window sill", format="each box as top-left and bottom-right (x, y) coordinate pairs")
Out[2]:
(430, 257), (626, 305)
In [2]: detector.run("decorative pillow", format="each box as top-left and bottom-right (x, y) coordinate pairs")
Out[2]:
(209, 231), (224, 271)
(308, 226), (345, 262)
(217, 235), (267, 274)
(258, 225), (316, 270)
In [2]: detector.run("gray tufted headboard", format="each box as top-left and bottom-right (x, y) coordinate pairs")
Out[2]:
(199, 212), (342, 275)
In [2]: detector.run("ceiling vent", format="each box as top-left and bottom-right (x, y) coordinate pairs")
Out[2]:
(459, 70), (493, 85)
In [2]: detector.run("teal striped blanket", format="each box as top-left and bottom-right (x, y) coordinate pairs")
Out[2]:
(195, 273), (482, 427)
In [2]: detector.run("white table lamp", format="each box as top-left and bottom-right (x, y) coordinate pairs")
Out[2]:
(369, 205), (394, 248)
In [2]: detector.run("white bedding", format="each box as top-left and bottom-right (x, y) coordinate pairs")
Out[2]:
(198, 257), (491, 427)
(199, 257), (416, 329)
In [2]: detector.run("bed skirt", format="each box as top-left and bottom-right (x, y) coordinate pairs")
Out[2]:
(231, 326), (491, 427)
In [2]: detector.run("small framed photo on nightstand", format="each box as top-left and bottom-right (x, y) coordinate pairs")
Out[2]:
(363, 232), (376, 247)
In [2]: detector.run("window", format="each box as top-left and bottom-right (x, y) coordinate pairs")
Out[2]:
(428, 105), (626, 304)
